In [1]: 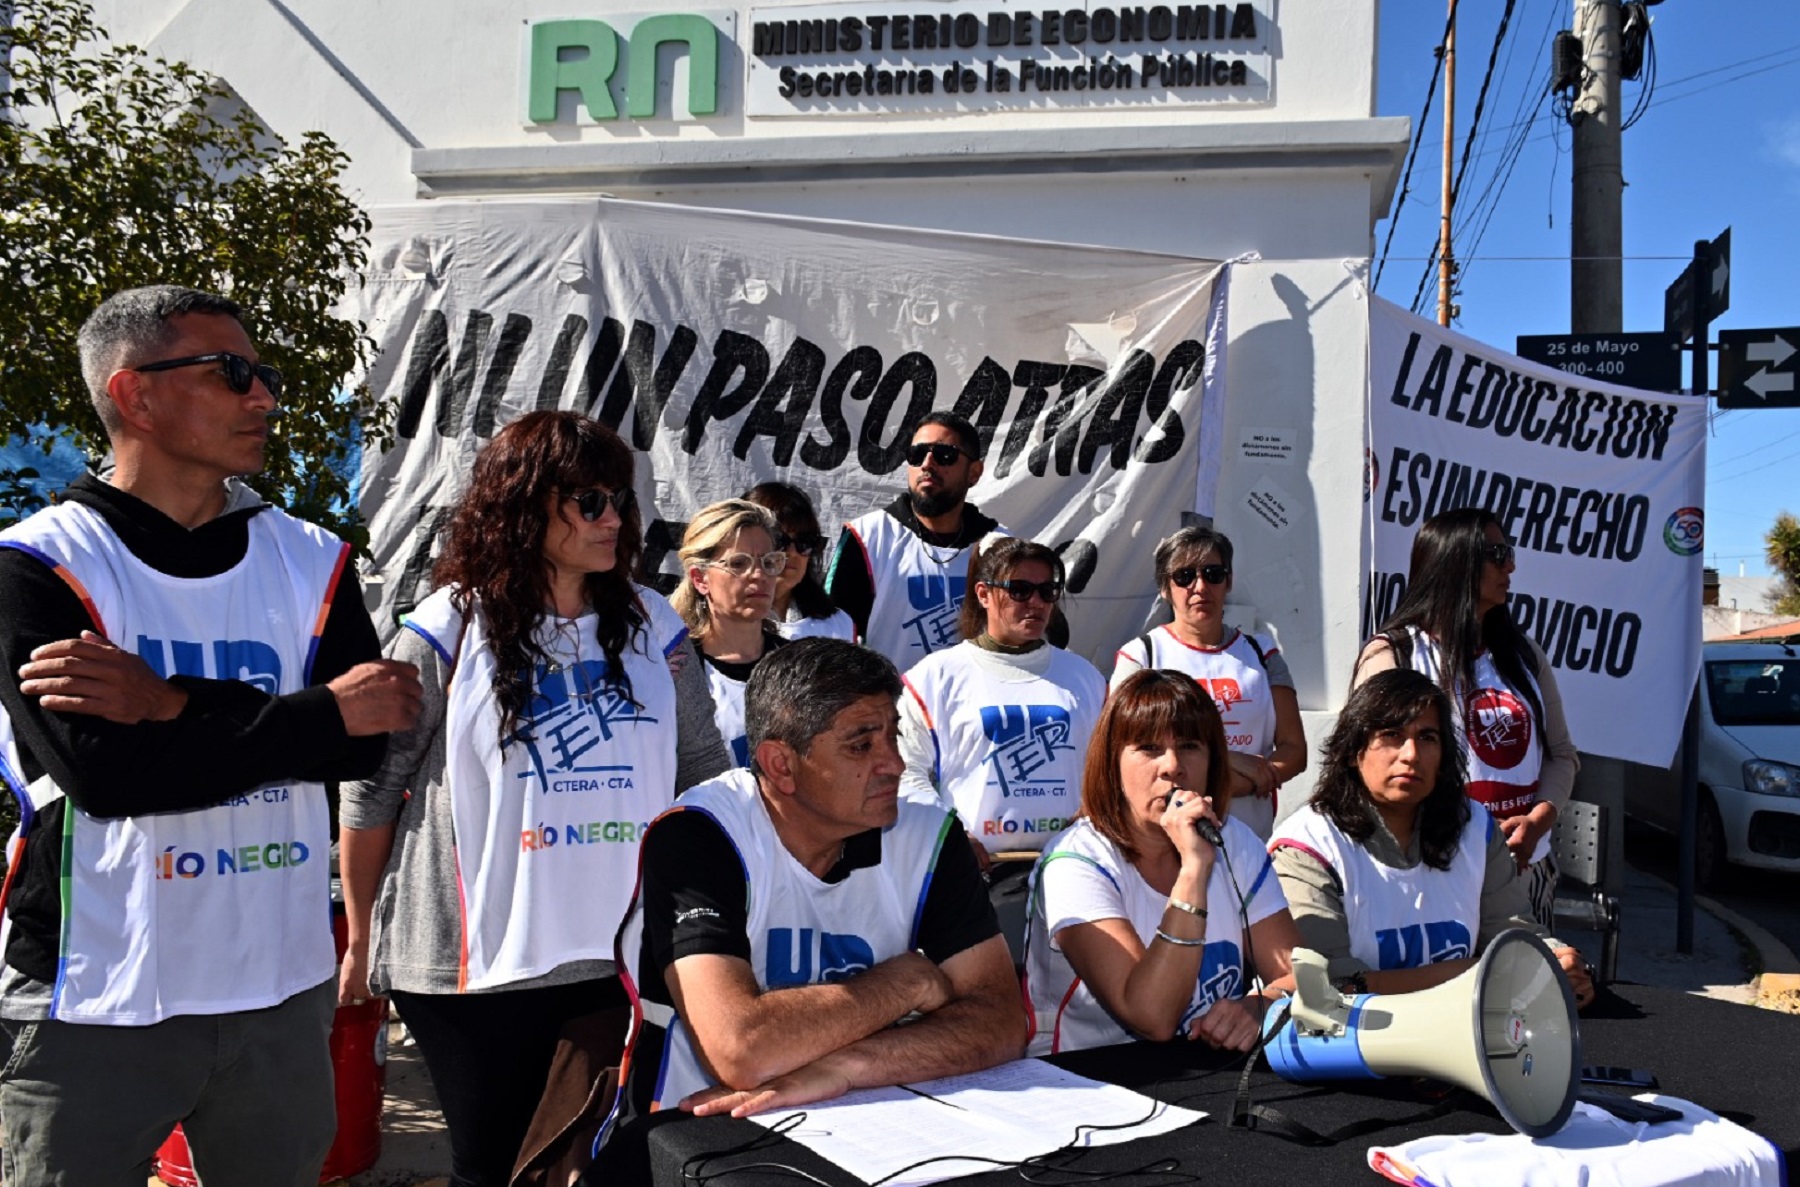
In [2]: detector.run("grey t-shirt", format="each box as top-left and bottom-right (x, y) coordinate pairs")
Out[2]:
(340, 621), (730, 996)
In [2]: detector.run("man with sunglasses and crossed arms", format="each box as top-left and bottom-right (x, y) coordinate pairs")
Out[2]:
(0, 286), (420, 1186)
(829, 412), (1068, 668)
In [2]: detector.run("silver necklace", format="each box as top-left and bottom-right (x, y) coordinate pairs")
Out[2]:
(543, 615), (585, 674)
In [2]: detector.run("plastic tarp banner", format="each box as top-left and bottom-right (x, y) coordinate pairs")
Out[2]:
(1364, 296), (1707, 766)
(352, 198), (1229, 668)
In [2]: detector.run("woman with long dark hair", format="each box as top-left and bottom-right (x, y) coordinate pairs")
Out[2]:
(1023, 669), (1298, 1056)
(1270, 669), (1592, 1005)
(1112, 526), (1307, 840)
(672, 498), (788, 767)
(898, 536), (1106, 872)
(1355, 507), (1578, 924)
(337, 412), (729, 1187)
(742, 481), (855, 642)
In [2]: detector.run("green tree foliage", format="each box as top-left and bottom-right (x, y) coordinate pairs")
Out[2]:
(0, 0), (388, 544)
(1767, 511), (1800, 617)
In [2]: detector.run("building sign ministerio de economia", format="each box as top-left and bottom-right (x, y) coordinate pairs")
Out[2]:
(526, 1), (1270, 124)
(746, 0), (1269, 114)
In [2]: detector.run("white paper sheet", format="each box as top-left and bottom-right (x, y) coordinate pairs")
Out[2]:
(749, 1058), (1206, 1187)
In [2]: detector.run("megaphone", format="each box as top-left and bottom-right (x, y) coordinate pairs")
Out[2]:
(1263, 929), (1581, 1137)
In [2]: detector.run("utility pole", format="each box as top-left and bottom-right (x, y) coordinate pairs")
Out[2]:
(1570, 0), (1623, 333)
(1437, 1), (1457, 327)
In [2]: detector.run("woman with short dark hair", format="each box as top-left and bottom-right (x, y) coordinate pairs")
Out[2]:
(1112, 525), (1307, 839)
(1023, 669), (1298, 1056)
(1354, 506), (1579, 924)
(338, 411), (729, 1187)
(898, 536), (1106, 873)
(1270, 668), (1593, 1006)
(742, 481), (855, 642)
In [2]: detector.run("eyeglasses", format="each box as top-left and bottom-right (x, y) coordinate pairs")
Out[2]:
(905, 442), (975, 468)
(130, 352), (283, 400)
(775, 530), (827, 557)
(706, 550), (787, 579)
(1170, 564), (1231, 589)
(563, 487), (636, 522)
(1480, 541), (1515, 567)
(984, 578), (1063, 604)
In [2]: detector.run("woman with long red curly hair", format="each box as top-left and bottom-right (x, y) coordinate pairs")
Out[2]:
(338, 412), (729, 1187)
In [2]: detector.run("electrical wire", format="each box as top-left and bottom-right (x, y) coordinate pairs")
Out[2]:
(1406, 0), (1522, 316)
(1450, 1), (1563, 290)
(1709, 426), (1800, 469)
(1374, 0), (1460, 294)
(1712, 443), (1800, 484)
(1462, 43), (1800, 163)
(1621, 14), (1656, 130)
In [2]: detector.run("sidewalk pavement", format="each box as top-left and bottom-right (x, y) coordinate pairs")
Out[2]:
(1554, 862), (1800, 1009)
(333, 861), (1800, 1187)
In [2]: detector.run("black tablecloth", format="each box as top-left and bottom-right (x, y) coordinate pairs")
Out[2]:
(645, 983), (1800, 1186)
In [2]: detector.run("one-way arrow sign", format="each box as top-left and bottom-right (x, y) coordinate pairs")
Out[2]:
(1718, 326), (1800, 409)
(1664, 228), (1731, 344)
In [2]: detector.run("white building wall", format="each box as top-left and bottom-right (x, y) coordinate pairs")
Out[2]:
(91, 0), (1401, 722)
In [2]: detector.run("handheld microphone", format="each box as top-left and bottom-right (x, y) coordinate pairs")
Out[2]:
(1171, 790), (1225, 847)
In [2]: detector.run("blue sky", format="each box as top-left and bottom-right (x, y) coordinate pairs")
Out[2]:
(1373, 0), (1800, 582)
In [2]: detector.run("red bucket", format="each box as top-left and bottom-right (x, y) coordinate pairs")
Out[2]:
(155, 913), (388, 1184)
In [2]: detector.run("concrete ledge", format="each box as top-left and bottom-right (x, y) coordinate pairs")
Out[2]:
(412, 116), (1410, 200)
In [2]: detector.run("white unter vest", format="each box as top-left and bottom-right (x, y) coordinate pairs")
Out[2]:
(1114, 626), (1281, 837)
(1400, 629), (1545, 821)
(0, 502), (347, 1024)
(1022, 816), (1287, 1056)
(774, 605), (855, 642)
(901, 642), (1105, 854)
(403, 584), (682, 991)
(702, 662), (752, 769)
(613, 769), (956, 1114)
(1270, 804), (1491, 973)
(840, 510), (1011, 668)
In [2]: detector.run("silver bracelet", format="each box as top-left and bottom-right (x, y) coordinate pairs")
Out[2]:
(1154, 928), (1206, 947)
(1166, 897), (1208, 918)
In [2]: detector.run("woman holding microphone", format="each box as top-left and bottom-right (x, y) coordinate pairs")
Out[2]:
(1023, 669), (1299, 1055)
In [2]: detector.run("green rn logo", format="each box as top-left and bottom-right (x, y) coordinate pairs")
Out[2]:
(528, 16), (720, 122)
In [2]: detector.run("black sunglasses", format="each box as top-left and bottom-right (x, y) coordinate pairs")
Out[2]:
(1170, 564), (1231, 589)
(905, 442), (975, 468)
(984, 578), (1062, 604)
(131, 352), (283, 400)
(775, 530), (827, 557)
(563, 487), (636, 522)
(1480, 541), (1515, 567)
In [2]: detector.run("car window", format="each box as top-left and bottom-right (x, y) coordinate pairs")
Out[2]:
(1706, 660), (1800, 726)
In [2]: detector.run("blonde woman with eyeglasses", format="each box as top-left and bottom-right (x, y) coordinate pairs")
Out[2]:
(673, 499), (792, 767)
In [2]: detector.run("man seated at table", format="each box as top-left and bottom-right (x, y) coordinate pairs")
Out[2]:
(596, 637), (1025, 1171)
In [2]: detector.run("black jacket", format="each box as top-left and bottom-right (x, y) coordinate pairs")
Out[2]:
(0, 475), (385, 982)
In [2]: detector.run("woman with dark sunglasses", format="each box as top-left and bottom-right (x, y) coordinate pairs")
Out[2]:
(741, 481), (855, 642)
(338, 412), (730, 1187)
(672, 499), (791, 767)
(897, 537), (1107, 889)
(1353, 506), (1578, 926)
(1111, 526), (1307, 840)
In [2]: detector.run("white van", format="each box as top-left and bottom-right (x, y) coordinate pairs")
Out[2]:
(1624, 641), (1800, 887)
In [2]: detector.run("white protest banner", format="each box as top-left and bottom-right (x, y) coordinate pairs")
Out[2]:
(351, 198), (1228, 669)
(1365, 296), (1706, 766)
